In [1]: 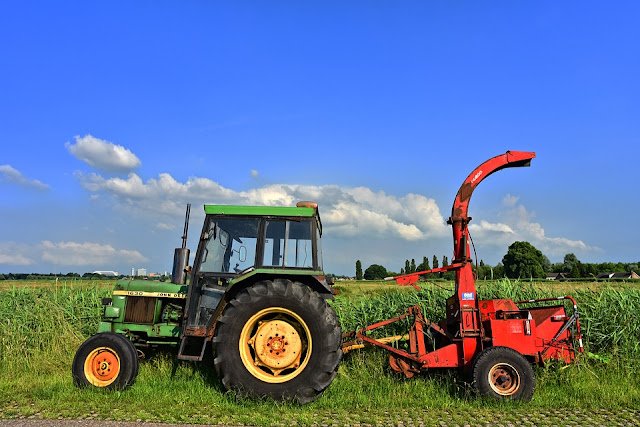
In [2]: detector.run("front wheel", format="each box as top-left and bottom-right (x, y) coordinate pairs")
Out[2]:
(72, 332), (139, 390)
(472, 346), (535, 401)
(213, 279), (342, 403)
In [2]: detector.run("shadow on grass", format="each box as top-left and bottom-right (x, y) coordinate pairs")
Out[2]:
(137, 343), (227, 394)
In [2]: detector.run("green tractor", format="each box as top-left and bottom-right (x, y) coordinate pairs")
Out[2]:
(72, 202), (342, 403)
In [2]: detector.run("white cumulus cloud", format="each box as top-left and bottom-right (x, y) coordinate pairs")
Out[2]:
(66, 135), (141, 173)
(469, 220), (515, 235)
(75, 172), (449, 241)
(0, 164), (49, 190)
(71, 167), (594, 262)
(0, 242), (34, 266)
(469, 196), (595, 257)
(40, 241), (147, 266)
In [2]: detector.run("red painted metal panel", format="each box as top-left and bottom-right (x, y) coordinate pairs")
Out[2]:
(479, 299), (520, 321)
(488, 319), (538, 356)
(420, 343), (460, 368)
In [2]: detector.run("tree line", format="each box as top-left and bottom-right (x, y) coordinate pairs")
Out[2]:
(356, 241), (640, 280)
(0, 272), (84, 280)
(0, 272), (166, 280)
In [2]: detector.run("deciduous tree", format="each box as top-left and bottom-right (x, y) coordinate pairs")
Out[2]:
(502, 241), (549, 279)
(364, 264), (388, 280)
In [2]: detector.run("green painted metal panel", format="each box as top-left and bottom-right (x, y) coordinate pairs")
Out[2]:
(104, 306), (120, 318)
(204, 204), (316, 217)
(97, 321), (114, 333)
(100, 322), (182, 340)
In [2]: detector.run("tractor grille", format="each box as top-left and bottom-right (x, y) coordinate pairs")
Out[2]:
(124, 296), (157, 324)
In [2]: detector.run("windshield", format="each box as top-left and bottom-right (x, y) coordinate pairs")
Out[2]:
(200, 217), (259, 273)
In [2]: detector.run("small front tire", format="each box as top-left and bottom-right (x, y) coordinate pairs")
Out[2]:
(72, 332), (139, 390)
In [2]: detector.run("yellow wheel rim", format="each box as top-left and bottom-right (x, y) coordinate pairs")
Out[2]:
(239, 307), (312, 384)
(84, 346), (121, 387)
(488, 363), (520, 396)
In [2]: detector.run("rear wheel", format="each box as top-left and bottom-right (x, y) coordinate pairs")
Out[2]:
(473, 346), (535, 401)
(72, 332), (139, 390)
(213, 279), (342, 403)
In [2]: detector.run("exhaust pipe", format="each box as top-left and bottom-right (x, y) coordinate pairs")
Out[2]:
(171, 204), (191, 285)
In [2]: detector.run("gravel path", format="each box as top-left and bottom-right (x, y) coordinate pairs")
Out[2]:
(2, 408), (640, 427)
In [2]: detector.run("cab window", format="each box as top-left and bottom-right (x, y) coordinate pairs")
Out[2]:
(263, 219), (313, 268)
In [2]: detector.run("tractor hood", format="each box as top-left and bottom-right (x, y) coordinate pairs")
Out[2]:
(113, 279), (188, 297)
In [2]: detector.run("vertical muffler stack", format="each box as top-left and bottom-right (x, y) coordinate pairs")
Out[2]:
(171, 204), (191, 285)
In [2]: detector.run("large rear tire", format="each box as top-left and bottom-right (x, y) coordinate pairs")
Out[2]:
(72, 332), (139, 390)
(213, 279), (342, 403)
(472, 346), (535, 401)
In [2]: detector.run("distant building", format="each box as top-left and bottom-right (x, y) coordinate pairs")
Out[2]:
(612, 272), (640, 279)
(137, 268), (147, 277)
(545, 273), (567, 281)
(92, 270), (119, 277)
(597, 272), (640, 280)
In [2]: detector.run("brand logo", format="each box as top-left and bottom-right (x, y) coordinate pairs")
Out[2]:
(462, 292), (475, 301)
(471, 170), (483, 183)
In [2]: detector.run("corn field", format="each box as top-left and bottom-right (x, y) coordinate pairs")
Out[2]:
(0, 279), (638, 375)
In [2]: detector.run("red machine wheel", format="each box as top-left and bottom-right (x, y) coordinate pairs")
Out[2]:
(472, 347), (535, 401)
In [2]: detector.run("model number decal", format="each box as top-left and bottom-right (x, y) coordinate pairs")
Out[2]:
(113, 290), (186, 299)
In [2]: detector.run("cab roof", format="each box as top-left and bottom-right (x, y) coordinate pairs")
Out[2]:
(203, 204), (317, 218)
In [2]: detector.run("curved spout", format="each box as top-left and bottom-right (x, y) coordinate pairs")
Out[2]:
(449, 150), (536, 262)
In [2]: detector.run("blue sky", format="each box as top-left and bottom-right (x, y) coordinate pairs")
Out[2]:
(1, 2), (639, 275)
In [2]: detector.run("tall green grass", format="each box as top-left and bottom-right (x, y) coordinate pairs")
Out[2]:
(1, 279), (639, 372)
(0, 283), (109, 371)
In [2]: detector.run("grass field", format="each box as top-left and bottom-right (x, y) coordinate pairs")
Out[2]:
(0, 279), (639, 425)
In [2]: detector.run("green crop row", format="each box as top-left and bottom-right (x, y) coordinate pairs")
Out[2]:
(0, 284), (108, 371)
(1, 279), (638, 373)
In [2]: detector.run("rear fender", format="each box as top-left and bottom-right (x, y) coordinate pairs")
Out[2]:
(225, 272), (333, 302)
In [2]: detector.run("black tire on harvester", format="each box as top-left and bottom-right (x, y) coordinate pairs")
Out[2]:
(213, 279), (342, 403)
(72, 332), (139, 390)
(472, 346), (535, 401)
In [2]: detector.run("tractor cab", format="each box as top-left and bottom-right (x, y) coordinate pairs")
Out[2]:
(195, 203), (322, 281)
